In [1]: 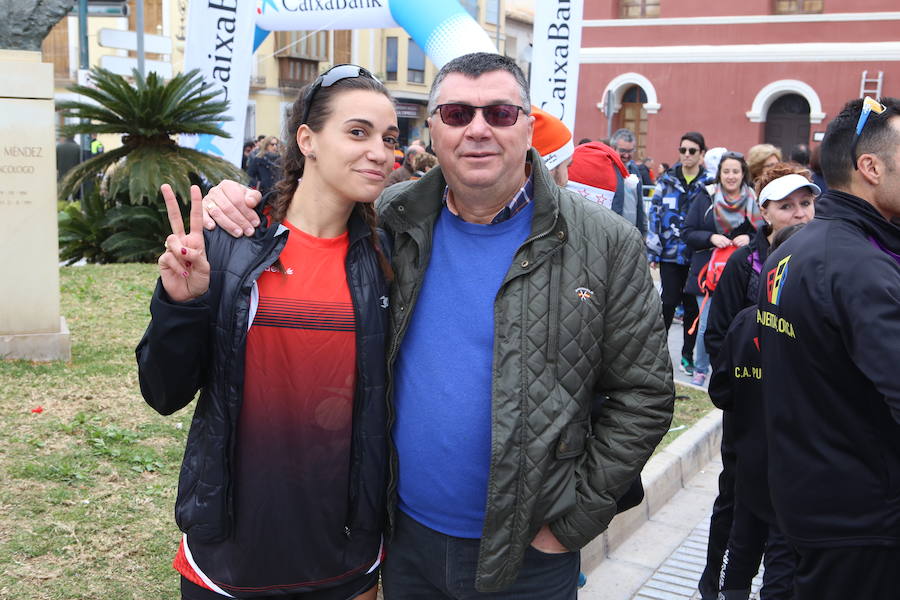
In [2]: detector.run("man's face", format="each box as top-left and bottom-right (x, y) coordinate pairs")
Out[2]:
(427, 71), (534, 191)
(872, 117), (900, 221)
(614, 139), (635, 163)
(678, 138), (704, 169)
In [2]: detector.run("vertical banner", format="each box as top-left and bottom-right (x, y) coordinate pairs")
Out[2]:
(529, 0), (583, 133)
(181, 0), (257, 167)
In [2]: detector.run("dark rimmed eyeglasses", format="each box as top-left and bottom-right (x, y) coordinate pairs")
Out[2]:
(300, 64), (378, 125)
(432, 103), (527, 127)
(850, 96), (890, 170)
(678, 146), (700, 156)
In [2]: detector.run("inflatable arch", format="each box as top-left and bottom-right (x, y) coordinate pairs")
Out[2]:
(254, 0), (497, 67)
(184, 0), (497, 164)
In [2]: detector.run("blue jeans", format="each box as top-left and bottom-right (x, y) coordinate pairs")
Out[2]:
(694, 294), (712, 374)
(382, 510), (580, 599)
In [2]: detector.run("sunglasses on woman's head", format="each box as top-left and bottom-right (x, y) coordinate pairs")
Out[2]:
(301, 64), (378, 125)
(678, 147), (700, 155)
(433, 103), (526, 127)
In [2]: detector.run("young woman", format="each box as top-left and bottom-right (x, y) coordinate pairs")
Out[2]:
(697, 163), (818, 600)
(682, 152), (764, 387)
(136, 65), (398, 600)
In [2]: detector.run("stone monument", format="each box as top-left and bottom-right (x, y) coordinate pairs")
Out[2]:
(0, 0), (75, 361)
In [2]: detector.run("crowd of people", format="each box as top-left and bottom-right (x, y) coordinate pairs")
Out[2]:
(139, 53), (899, 600)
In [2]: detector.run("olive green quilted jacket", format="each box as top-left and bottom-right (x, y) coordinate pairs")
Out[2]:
(378, 149), (674, 592)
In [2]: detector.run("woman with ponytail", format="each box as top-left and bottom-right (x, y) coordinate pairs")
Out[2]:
(136, 65), (398, 600)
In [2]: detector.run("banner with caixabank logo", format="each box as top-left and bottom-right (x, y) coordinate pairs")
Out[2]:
(182, 1), (498, 167)
(530, 0), (583, 133)
(181, 0), (257, 166)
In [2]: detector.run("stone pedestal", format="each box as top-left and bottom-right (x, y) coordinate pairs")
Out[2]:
(0, 49), (70, 361)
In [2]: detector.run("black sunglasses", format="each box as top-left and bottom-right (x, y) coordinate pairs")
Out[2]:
(721, 151), (744, 160)
(301, 64), (378, 125)
(678, 146), (700, 156)
(433, 103), (526, 127)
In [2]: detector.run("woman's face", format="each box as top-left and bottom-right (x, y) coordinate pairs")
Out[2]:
(762, 188), (815, 233)
(718, 158), (744, 195)
(763, 153), (780, 171)
(301, 89), (399, 205)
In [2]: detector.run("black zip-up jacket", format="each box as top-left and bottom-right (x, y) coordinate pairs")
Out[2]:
(135, 213), (390, 588)
(682, 188), (757, 297)
(758, 190), (900, 548)
(708, 306), (774, 524)
(704, 234), (769, 362)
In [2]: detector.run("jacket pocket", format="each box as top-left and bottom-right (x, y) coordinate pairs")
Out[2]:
(532, 418), (591, 529)
(556, 418), (590, 460)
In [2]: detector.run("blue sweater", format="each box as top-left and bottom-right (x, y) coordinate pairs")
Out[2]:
(392, 202), (534, 537)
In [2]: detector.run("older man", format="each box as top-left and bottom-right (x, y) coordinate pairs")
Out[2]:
(202, 52), (673, 598)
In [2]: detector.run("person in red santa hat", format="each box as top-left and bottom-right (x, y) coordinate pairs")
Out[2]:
(567, 142), (646, 234)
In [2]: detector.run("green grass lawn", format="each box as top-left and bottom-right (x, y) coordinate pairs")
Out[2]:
(0, 264), (714, 599)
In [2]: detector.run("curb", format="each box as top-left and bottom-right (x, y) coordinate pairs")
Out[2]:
(581, 408), (723, 573)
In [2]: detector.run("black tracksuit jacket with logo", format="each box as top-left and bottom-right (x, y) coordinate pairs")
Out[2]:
(708, 306), (774, 525)
(758, 190), (900, 548)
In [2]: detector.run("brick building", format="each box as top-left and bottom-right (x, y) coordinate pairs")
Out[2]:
(575, 0), (900, 166)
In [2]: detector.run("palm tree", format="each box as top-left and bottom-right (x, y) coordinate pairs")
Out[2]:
(56, 67), (247, 262)
(58, 66), (245, 204)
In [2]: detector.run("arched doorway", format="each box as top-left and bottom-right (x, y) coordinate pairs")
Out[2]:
(764, 94), (811, 155)
(615, 85), (649, 158)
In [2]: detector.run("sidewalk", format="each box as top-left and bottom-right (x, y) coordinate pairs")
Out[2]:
(578, 322), (759, 600)
(579, 455), (762, 600)
(578, 319), (763, 599)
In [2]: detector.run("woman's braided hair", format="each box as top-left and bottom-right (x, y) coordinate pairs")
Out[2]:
(272, 74), (394, 281)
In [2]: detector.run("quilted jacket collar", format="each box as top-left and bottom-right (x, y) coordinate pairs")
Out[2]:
(380, 148), (563, 248)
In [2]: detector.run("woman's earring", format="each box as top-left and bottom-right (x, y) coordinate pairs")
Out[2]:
(307, 152), (317, 161)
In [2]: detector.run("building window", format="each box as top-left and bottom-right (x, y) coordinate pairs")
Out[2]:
(407, 39), (426, 84)
(773, 0), (824, 14)
(41, 17), (70, 80)
(619, 0), (660, 18)
(386, 37), (398, 81)
(485, 0), (499, 24)
(274, 30), (329, 61)
(128, 0), (164, 59)
(616, 86), (649, 159)
(333, 30), (352, 65)
(277, 57), (318, 90)
(460, 0), (479, 20)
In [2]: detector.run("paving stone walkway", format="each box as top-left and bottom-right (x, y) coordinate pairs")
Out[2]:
(630, 517), (762, 600)
(580, 455), (763, 600)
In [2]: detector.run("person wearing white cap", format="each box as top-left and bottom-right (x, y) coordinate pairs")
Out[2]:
(759, 96), (900, 599)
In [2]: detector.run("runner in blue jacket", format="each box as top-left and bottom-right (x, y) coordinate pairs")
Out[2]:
(646, 131), (708, 375)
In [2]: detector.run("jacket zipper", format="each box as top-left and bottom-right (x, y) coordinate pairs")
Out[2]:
(384, 231), (429, 535)
(343, 238), (368, 540)
(222, 232), (287, 534)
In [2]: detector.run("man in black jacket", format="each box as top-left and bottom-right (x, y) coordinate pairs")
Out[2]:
(758, 97), (900, 599)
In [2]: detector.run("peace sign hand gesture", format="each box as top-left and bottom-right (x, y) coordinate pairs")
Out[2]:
(159, 184), (211, 303)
